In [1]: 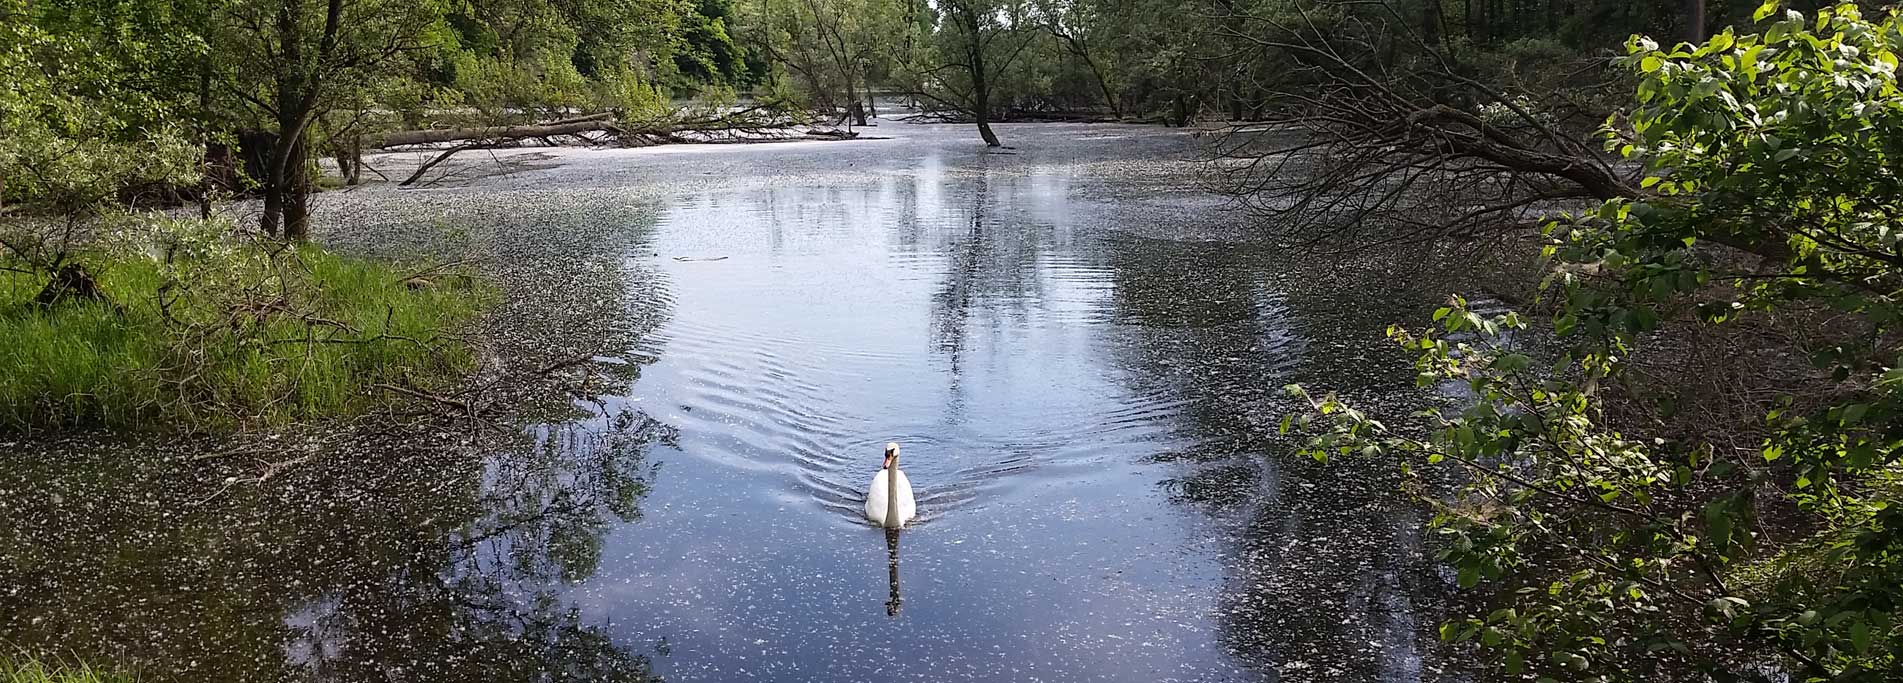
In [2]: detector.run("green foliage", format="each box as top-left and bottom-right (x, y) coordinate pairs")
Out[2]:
(591, 67), (674, 121)
(0, 121), (199, 219)
(434, 0), (739, 112)
(0, 655), (131, 683)
(0, 0), (207, 136)
(0, 0), (204, 216)
(676, 0), (753, 86)
(0, 218), (487, 432)
(1287, 3), (1903, 680)
(755, 0), (907, 113)
(453, 50), (592, 116)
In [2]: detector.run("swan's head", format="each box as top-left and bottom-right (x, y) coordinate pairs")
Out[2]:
(882, 442), (901, 469)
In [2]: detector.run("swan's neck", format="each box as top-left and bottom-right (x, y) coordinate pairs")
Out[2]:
(884, 457), (901, 528)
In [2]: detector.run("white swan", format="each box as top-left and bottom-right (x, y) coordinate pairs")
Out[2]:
(865, 442), (916, 528)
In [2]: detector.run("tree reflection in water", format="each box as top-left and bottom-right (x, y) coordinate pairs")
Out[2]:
(1103, 237), (1460, 682)
(0, 408), (674, 683)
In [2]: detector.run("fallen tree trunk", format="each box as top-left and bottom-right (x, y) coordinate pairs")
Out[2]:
(363, 114), (617, 149)
(804, 128), (859, 139)
(373, 106), (850, 187)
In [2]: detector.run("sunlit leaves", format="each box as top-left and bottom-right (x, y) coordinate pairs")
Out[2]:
(1284, 4), (1903, 680)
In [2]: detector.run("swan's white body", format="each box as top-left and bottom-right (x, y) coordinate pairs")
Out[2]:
(865, 467), (915, 526)
(865, 443), (916, 527)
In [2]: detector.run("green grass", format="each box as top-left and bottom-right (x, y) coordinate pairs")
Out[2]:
(0, 655), (131, 683)
(0, 244), (488, 432)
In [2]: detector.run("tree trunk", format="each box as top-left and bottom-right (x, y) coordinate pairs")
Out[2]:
(846, 78), (868, 126)
(1090, 62), (1120, 119)
(1684, 0), (1707, 44)
(332, 129), (362, 186)
(260, 171), (283, 238)
(263, 112), (299, 238)
(1423, 0), (1442, 47)
(1471, 0), (1487, 43)
(969, 41), (1001, 147)
(332, 148), (351, 187)
(266, 0), (301, 238)
(284, 138), (311, 240)
(198, 53), (213, 219)
(1058, 32), (1121, 119)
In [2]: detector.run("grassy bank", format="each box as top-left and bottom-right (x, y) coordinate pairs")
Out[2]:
(0, 655), (129, 683)
(0, 236), (486, 432)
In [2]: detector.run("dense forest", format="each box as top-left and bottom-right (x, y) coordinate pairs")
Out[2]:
(5, 0), (1778, 237)
(6, 0), (1903, 681)
(0, 0), (1807, 237)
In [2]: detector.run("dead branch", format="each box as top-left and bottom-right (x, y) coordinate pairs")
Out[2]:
(401, 143), (484, 187)
(1202, 1), (1635, 252)
(365, 117), (621, 149)
(372, 382), (476, 417)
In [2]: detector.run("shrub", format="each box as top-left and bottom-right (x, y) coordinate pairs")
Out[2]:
(1287, 3), (1903, 680)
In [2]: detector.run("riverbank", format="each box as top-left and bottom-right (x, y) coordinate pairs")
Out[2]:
(0, 655), (128, 683)
(0, 220), (489, 433)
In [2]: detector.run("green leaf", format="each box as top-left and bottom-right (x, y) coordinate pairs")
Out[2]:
(1493, 353), (1532, 372)
(1754, 1), (1780, 23)
(1706, 500), (1734, 551)
(1841, 403), (1869, 425)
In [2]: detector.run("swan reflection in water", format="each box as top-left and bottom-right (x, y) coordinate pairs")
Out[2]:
(884, 528), (903, 616)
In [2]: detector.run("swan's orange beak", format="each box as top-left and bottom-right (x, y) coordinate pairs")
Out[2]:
(882, 453), (896, 470)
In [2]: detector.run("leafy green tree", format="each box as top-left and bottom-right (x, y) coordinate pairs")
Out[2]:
(676, 0), (755, 87)
(1029, 0), (1122, 116)
(213, 0), (448, 239)
(1288, 3), (1903, 680)
(1, 0), (201, 266)
(906, 0), (1039, 145)
(751, 0), (908, 123)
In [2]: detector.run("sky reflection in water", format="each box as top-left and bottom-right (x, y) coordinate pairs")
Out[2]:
(1, 123), (1467, 683)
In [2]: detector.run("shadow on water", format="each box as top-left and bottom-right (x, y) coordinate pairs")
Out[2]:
(1101, 237), (1475, 681)
(0, 413), (672, 683)
(0, 197), (683, 682)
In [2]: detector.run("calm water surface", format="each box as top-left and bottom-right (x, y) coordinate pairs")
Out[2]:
(1, 123), (1467, 682)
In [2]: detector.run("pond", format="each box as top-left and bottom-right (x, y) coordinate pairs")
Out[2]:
(0, 122), (1472, 682)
